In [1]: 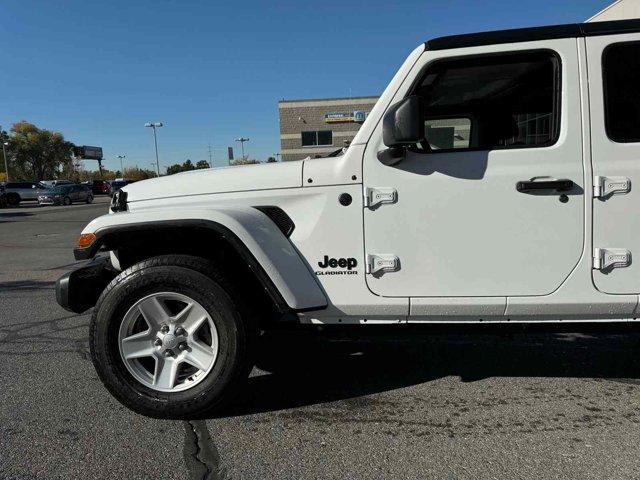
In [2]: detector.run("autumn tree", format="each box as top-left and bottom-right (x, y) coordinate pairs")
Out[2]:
(9, 121), (74, 180)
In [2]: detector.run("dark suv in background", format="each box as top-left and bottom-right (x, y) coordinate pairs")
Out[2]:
(109, 179), (133, 197)
(83, 180), (111, 195)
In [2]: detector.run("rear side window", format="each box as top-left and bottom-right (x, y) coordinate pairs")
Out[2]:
(412, 50), (561, 152)
(603, 42), (640, 143)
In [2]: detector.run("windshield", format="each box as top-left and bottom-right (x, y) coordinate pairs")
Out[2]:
(50, 185), (72, 193)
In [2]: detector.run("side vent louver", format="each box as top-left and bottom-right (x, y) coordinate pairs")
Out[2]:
(254, 206), (295, 237)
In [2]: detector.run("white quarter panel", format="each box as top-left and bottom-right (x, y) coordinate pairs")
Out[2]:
(363, 39), (585, 298)
(586, 33), (640, 294)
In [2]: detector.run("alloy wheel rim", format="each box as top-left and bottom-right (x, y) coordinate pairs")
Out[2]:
(118, 292), (219, 393)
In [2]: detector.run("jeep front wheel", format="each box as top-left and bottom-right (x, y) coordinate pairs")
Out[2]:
(90, 255), (253, 418)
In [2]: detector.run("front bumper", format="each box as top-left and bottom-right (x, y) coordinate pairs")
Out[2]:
(55, 256), (118, 313)
(38, 196), (61, 205)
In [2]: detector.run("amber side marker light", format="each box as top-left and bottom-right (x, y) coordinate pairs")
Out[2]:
(76, 233), (96, 248)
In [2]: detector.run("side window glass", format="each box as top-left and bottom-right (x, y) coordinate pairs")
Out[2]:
(603, 41), (640, 142)
(413, 50), (560, 152)
(425, 118), (471, 150)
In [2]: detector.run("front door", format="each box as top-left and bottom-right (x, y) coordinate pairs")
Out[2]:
(363, 39), (585, 298)
(587, 33), (640, 294)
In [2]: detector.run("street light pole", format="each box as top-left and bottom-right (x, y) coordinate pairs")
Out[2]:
(235, 137), (250, 160)
(0, 126), (8, 182)
(145, 122), (163, 177)
(117, 155), (126, 175)
(2, 142), (8, 182)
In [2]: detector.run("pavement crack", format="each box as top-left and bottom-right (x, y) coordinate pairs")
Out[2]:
(183, 420), (229, 480)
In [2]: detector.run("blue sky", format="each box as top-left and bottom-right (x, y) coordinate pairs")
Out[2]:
(0, 0), (610, 172)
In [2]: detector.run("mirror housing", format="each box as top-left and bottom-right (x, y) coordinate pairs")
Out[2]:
(382, 95), (424, 147)
(378, 96), (424, 165)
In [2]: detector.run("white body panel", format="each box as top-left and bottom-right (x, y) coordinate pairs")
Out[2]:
(84, 28), (640, 325)
(586, 32), (640, 294)
(123, 160), (303, 201)
(363, 39), (585, 298)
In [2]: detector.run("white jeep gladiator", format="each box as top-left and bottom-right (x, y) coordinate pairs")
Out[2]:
(57, 19), (640, 417)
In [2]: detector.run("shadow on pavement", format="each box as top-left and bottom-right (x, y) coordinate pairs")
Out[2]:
(220, 329), (640, 417)
(0, 211), (35, 223)
(0, 280), (56, 291)
(0, 211), (34, 217)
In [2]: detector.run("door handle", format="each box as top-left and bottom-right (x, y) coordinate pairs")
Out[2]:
(516, 179), (574, 193)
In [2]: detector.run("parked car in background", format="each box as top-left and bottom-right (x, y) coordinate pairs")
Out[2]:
(109, 179), (134, 197)
(38, 184), (93, 206)
(83, 180), (111, 196)
(0, 184), (20, 207)
(3, 182), (48, 202)
(41, 180), (75, 188)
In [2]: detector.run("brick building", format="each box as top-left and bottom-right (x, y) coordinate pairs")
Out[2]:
(278, 96), (378, 161)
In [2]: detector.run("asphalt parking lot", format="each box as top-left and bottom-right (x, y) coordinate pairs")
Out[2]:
(2, 199), (640, 479)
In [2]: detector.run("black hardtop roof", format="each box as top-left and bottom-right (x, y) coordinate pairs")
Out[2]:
(426, 18), (640, 51)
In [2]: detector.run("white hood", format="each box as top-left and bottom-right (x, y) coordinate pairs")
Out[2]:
(123, 160), (303, 202)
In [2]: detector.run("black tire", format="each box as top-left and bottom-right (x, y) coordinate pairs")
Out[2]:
(86, 194), (93, 204)
(90, 255), (255, 418)
(63, 196), (72, 206)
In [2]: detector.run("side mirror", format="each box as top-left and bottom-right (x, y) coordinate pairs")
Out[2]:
(383, 96), (424, 147)
(378, 96), (424, 165)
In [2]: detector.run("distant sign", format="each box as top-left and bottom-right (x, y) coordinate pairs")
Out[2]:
(227, 147), (234, 160)
(324, 111), (367, 123)
(74, 145), (103, 160)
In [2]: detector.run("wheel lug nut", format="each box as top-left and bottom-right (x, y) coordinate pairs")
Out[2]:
(154, 339), (162, 346)
(164, 350), (174, 357)
(160, 325), (170, 333)
(178, 342), (188, 351)
(175, 327), (186, 336)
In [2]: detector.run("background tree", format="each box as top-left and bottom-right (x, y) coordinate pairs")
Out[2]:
(8, 121), (74, 181)
(196, 160), (210, 169)
(166, 159), (198, 175)
(182, 159), (195, 171)
(166, 163), (183, 175)
(121, 167), (156, 181)
(267, 156), (277, 163)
